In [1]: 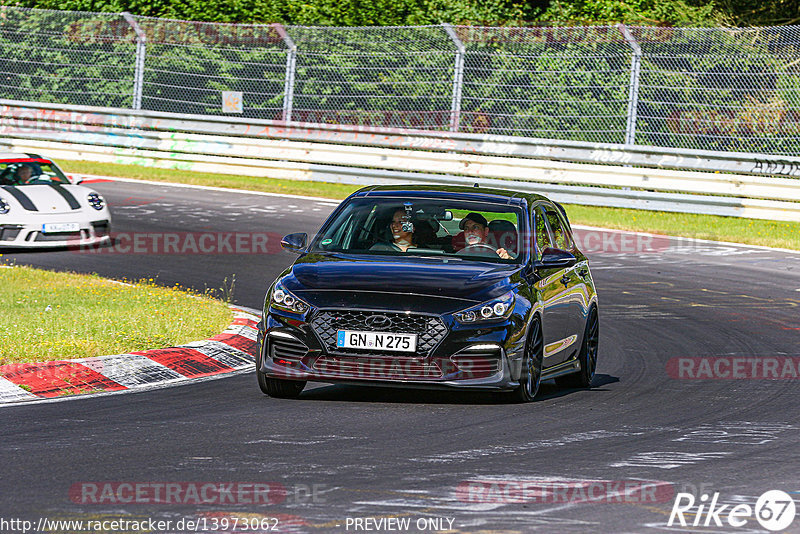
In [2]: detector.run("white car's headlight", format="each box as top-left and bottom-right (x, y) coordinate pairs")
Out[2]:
(0, 197), (9, 214)
(87, 192), (105, 210)
(454, 291), (515, 324)
(270, 281), (312, 315)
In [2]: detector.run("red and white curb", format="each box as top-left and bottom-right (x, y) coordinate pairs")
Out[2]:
(0, 307), (260, 404)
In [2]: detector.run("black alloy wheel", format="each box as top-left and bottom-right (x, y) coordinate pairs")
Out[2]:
(511, 317), (544, 403)
(556, 306), (598, 389)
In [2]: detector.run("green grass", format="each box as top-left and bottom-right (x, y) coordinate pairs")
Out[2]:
(65, 160), (360, 199)
(62, 160), (800, 251)
(0, 265), (233, 364)
(563, 204), (800, 250)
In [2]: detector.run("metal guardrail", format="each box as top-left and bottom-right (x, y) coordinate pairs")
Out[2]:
(1, 99), (799, 221)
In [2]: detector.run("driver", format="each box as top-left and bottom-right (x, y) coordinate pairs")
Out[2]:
(458, 212), (511, 259)
(14, 164), (33, 184)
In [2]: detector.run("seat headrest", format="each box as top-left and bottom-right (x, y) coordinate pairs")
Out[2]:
(488, 219), (516, 233)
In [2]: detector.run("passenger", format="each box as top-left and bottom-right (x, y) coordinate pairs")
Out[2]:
(370, 209), (421, 253)
(456, 212), (511, 259)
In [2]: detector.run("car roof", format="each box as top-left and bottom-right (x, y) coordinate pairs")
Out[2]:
(0, 152), (52, 163)
(353, 184), (549, 206)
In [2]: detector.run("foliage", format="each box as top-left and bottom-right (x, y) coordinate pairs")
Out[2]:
(8, 0), (529, 25)
(539, 0), (722, 26)
(714, 0), (800, 26)
(8, 0), (797, 26)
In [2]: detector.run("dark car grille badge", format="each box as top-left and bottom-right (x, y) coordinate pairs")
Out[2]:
(365, 314), (391, 329)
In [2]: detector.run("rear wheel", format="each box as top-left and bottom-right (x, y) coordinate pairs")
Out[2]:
(511, 318), (543, 403)
(556, 306), (598, 389)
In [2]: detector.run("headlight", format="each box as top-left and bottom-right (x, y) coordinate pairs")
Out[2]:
(87, 192), (105, 210)
(0, 197), (9, 214)
(270, 281), (312, 315)
(454, 291), (515, 324)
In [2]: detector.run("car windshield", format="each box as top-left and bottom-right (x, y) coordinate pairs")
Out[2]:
(311, 196), (525, 263)
(0, 161), (70, 185)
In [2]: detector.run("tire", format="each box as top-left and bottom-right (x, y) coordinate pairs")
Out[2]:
(556, 306), (598, 389)
(257, 371), (306, 399)
(510, 317), (544, 403)
(256, 339), (306, 399)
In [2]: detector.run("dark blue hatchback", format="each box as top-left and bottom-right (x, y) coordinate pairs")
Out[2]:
(257, 185), (598, 402)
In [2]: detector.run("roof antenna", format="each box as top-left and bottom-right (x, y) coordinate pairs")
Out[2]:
(473, 183), (480, 188)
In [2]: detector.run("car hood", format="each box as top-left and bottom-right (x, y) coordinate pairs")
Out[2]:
(0, 184), (87, 214)
(282, 253), (522, 312)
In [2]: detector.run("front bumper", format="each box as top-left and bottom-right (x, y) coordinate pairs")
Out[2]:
(259, 310), (527, 391)
(0, 217), (111, 248)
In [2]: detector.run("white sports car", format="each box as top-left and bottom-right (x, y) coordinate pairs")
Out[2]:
(0, 153), (111, 248)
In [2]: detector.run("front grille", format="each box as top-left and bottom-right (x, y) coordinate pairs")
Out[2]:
(310, 310), (447, 356)
(314, 355), (442, 380)
(33, 230), (83, 242)
(269, 336), (308, 363)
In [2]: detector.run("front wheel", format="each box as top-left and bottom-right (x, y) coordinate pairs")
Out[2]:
(510, 318), (543, 403)
(257, 369), (306, 399)
(256, 340), (306, 398)
(556, 306), (598, 389)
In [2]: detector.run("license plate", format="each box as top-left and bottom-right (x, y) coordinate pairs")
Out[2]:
(337, 330), (417, 352)
(42, 223), (80, 233)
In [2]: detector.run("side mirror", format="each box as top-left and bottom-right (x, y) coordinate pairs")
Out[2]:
(280, 232), (307, 254)
(536, 247), (577, 269)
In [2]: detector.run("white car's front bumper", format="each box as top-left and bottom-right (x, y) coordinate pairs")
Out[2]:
(0, 212), (111, 248)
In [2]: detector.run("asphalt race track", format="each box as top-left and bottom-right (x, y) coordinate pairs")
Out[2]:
(2, 180), (800, 533)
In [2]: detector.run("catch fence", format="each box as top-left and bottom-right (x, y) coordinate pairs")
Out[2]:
(1, 8), (799, 155)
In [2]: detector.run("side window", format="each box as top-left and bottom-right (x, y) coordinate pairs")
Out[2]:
(534, 207), (553, 259)
(545, 208), (573, 251)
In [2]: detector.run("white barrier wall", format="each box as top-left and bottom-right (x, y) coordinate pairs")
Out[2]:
(2, 99), (800, 221)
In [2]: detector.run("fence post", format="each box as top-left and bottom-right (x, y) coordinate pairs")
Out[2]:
(273, 24), (296, 123)
(618, 24), (641, 146)
(442, 23), (465, 133)
(122, 12), (146, 111)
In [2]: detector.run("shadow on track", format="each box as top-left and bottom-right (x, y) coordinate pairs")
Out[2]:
(267, 373), (620, 405)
